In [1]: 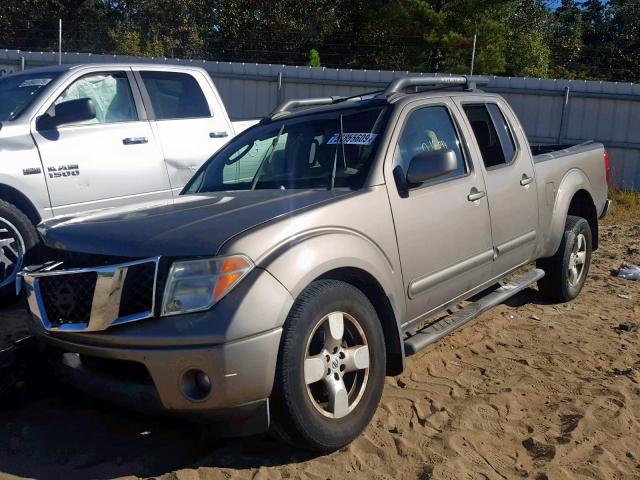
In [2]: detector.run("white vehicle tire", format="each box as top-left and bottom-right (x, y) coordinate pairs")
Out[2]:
(0, 200), (38, 298)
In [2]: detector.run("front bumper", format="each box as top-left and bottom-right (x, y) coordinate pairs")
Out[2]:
(24, 268), (293, 435)
(41, 328), (280, 436)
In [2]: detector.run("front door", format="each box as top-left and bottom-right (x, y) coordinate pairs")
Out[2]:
(32, 70), (171, 216)
(386, 100), (494, 324)
(457, 99), (539, 276)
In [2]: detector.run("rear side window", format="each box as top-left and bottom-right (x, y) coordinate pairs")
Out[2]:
(140, 71), (210, 120)
(396, 106), (467, 181)
(463, 104), (516, 168)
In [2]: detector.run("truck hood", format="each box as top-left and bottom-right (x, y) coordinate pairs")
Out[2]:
(39, 190), (352, 258)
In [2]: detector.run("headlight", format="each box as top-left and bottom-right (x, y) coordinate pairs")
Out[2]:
(161, 255), (254, 316)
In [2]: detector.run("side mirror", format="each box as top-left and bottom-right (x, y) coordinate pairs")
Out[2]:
(39, 98), (96, 129)
(406, 149), (458, 185)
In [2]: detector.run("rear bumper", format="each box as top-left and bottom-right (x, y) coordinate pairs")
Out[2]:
(599, 199), (613, 219)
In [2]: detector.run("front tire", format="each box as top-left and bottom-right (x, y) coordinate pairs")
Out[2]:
(270, 280), (386, 452)
(0, 200), (39, 298)
(537, 215), (592, 302)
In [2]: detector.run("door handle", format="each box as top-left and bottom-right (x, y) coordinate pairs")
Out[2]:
(520, 174), (534, 186)
(122, 137), (148, 145)
(209, 131), (229, 138)
(467, 188), (487, 202)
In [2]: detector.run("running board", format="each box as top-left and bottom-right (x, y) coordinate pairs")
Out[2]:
(404, 269), (545, 356)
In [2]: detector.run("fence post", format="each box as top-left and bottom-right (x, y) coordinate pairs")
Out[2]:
(276, 71), (284, 108)
(557, 86), (571, 144)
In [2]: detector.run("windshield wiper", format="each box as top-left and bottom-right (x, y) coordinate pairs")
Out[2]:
(251, 124), (285, 190)
(329, 115), (345, 191)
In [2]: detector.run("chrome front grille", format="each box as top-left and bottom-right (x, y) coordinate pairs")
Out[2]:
(39, 271), (97, 325)
(20, 257), (160, 332)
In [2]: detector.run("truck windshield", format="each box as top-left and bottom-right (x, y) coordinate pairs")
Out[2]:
(185, 104), (390, 193)
(0, 72), (59, 121)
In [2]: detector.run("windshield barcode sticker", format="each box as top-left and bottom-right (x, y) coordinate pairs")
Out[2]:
(327, 133), (378, 145)
(19, 78), (52, 88)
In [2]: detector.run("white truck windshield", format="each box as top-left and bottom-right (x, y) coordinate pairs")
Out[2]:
(0, 72), (59, 122)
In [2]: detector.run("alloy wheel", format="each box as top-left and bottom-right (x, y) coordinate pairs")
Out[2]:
(304, 311), (370, 419)
(568, 232), (587, 288)
(0, 217), (25, 289)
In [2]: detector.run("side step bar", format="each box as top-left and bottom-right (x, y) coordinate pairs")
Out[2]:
(404, 269), (545, 356)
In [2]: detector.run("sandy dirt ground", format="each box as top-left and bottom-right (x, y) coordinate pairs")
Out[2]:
(0, 222), (638, 480)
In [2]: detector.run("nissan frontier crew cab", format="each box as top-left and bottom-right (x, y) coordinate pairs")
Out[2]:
(19, 76), (611, 452)
(0, 63), (255, 294)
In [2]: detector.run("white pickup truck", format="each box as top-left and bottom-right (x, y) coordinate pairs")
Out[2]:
(0, 63), (255, 293)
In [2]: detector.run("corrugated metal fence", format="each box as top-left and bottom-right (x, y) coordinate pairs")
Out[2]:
(2, 48), (639, 189)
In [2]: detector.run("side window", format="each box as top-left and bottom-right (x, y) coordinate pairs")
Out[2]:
(463, 104), (516, 169)
(54, 72), (137, 124)
(397, 106), (467, 181)
(487, 104), (516, 162)
(140, 71), (210, 120)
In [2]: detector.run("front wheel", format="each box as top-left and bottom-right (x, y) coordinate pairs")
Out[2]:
(270, 280), (386, 452)
(537, 215), (592, 302)
(0, 200), (39, 298)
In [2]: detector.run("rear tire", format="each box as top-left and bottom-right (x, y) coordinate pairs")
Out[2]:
(0, 200), (39, 298)
(270, 280), (386, 452)
(536, 215), (592, 302)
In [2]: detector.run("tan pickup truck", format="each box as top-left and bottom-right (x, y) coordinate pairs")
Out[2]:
(19, 76), (610, 452)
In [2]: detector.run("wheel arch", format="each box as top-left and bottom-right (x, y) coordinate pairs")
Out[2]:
(0, 183), (41, 226)
(567, 189), (598, 251)
(259, 231), (407, 376)
(545, 170), (598, 257)
(316, 267), (405, 376)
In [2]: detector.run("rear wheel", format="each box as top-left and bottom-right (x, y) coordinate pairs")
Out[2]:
(0, 200), (38, 298)
(270, 280), (386, 452)
(537, 215), (592, 302)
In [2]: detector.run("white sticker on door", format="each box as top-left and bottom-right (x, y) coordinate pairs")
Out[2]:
(19, 78), (52, 88)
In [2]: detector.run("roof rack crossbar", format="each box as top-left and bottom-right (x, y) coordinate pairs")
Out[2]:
(271, 96), (343, 118)
(382, 75), (489, 96)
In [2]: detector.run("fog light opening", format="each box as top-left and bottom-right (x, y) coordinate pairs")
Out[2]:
(181, 369), (212, 401)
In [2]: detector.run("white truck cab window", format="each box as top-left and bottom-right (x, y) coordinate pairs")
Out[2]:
(140, 71), (210, 120)
(54, 72), (138, 124)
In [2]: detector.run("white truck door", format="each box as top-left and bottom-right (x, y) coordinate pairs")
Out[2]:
(32, 69), (172, 216)
(135, 69), (234, 194)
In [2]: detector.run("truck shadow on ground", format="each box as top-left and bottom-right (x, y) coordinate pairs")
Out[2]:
(0, 357), (315, 480)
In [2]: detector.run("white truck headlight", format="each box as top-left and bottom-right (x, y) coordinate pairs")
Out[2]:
(161, 255), (254, 316)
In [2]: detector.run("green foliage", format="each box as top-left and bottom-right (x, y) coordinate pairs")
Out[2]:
(308, 49), (321, 67)
(2, 0), (639, 82)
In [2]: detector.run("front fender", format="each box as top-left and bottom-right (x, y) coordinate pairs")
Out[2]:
(543, 168), (594, 258)
(258, 229), (407, 372)
(261, 227), (403, 314)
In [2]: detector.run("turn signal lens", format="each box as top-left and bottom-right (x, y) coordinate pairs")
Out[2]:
(161, 255), (254, 317)
(213, 256), (252, 301)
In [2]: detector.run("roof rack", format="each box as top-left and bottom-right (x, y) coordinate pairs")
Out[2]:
(268, 75), (490, 119)
(381, 75), (489, 96)
(271, 96), (344, 119)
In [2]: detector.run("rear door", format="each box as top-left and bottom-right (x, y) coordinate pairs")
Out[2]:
(135, 69), (234, 194)
(456, 98), (538, 276)
(385, 99), (494, 324)
(32, 68), (171, 216)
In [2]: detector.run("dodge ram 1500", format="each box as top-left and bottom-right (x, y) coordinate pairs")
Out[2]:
(0, 63), (255, 294)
